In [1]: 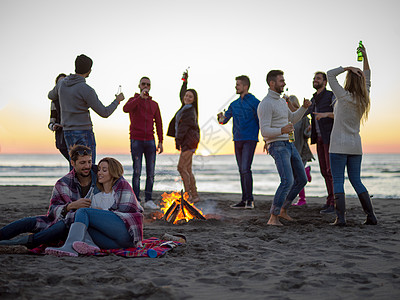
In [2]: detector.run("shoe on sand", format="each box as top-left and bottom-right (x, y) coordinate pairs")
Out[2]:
(245, 200), (254, 209)
(230, 201), (246, 209)
(320, 205), (335, 214)
(144, 200), (160, 210)
(45, 248), (78, 257)
(292, 199), (307, 206)
(72, 241), (100, 255)
(321, 203), (329, 210)
(160, 233), (187, 244)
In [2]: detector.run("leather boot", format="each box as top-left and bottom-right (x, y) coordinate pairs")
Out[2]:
(358, 191), (377, 225)
(331, 193), (346, 226)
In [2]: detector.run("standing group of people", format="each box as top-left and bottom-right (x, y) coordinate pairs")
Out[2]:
(46, 45), (379, 227)
(47, 55), (200, 210)
(217, 45), (377, 227)
(0, 43), (377, 256)
(0, 55), (203, 255)
(256, 44), (376, 226)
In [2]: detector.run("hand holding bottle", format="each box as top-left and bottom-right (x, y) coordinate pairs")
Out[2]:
(357, 42), (370, 71)
(283, 94), (289, 102)
(115, 85), (125, 103)
(116, 93), (125, 103)
(281, 122), (294, 134)
(182, 67), (190, 82)
(217, 111), (225, 124)
(302, 98), (311, 108)
(140, 89), (150, 99)
(357, 43), (367, 58)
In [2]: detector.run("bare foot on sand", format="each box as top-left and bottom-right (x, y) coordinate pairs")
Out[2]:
(267, 214), (283, 226)
(278, 209), (294, 221)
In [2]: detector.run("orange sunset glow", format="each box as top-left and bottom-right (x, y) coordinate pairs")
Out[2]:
(0, 1), (399, 156)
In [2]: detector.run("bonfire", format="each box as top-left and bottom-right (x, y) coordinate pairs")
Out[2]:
(160, 191), (206, 224)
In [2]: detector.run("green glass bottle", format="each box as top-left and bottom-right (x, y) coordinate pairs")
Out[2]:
(288, 122), (295, 143)
(357, 41), (363, 62)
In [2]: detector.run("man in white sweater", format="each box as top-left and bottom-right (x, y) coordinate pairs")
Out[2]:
(258, 70), (311, 226)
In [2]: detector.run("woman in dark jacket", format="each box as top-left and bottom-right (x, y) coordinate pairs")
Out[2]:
(167, 72), (200, 202)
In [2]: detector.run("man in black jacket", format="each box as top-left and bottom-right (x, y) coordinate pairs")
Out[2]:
(305, 72), (335, 214)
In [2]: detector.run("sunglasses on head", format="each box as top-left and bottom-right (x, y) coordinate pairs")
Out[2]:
(76, 149), (92, 156)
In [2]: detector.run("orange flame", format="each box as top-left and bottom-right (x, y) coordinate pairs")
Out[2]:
(160, 191), (204, 224)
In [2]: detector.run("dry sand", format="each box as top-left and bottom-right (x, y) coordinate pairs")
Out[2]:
(0, 186), (399, 299)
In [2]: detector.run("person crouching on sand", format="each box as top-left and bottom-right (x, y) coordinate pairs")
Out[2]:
(45, 157), (144, 256)
(257, 70), (311, 226)
(316, 44), (377, 226)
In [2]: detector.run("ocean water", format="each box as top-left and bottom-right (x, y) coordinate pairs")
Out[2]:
(0, 153), (399, 199)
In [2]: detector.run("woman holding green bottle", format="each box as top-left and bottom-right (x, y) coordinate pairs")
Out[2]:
(320, 43), (377, 226)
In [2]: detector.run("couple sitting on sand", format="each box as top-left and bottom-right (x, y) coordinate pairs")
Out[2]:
(0, 145), (143, 256)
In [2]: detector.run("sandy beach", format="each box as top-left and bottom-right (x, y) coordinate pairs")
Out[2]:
(0, 186), (399, 299)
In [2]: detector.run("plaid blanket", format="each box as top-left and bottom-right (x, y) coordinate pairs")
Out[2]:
(29, 237), (183, 258)
(34, 168), (98, 232)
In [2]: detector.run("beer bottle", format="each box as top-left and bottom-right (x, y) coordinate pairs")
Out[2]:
(218, 109), (226, 124)
(357, 41), (363, 62)
(182, 67), (190, 82)
(288, 122), (295, 142)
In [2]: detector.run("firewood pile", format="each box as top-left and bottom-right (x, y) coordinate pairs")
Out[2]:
(161, 191), (206, 224)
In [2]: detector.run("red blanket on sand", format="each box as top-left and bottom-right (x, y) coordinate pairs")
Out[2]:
(29, 237), (182, 258)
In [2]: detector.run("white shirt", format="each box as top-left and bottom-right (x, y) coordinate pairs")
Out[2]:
(91, 191), (115, 210)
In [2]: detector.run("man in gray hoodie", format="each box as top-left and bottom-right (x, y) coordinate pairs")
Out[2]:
(48, 54), (125, 162)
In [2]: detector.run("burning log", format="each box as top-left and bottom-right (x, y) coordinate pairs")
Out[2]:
(160, 191), (206, 224)
(180, 190), (187, 219)
(167, 204), (181, 224)
(181, 199), (206, 220)
(162, 201), (177, 221)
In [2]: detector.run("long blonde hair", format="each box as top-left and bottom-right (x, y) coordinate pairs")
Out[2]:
(289, 95), (300, 109)
(96, 157), (124, 191)
(344, 71), (370, 122)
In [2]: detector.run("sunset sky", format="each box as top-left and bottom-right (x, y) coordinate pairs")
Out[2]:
(0, 0), (399, 155)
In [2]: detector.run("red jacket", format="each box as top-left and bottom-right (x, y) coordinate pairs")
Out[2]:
(123, 93), (163, 142)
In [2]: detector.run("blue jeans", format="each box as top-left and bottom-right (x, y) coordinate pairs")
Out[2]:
(234, 140), (257, 202)
(329, 153), (367, 195)
(268, 141), (308, 215)
(0, 218), (68, 248)
(64, 130), (96, 163)
(130, 139), (156, 201)
(74, 208), (133, 249)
